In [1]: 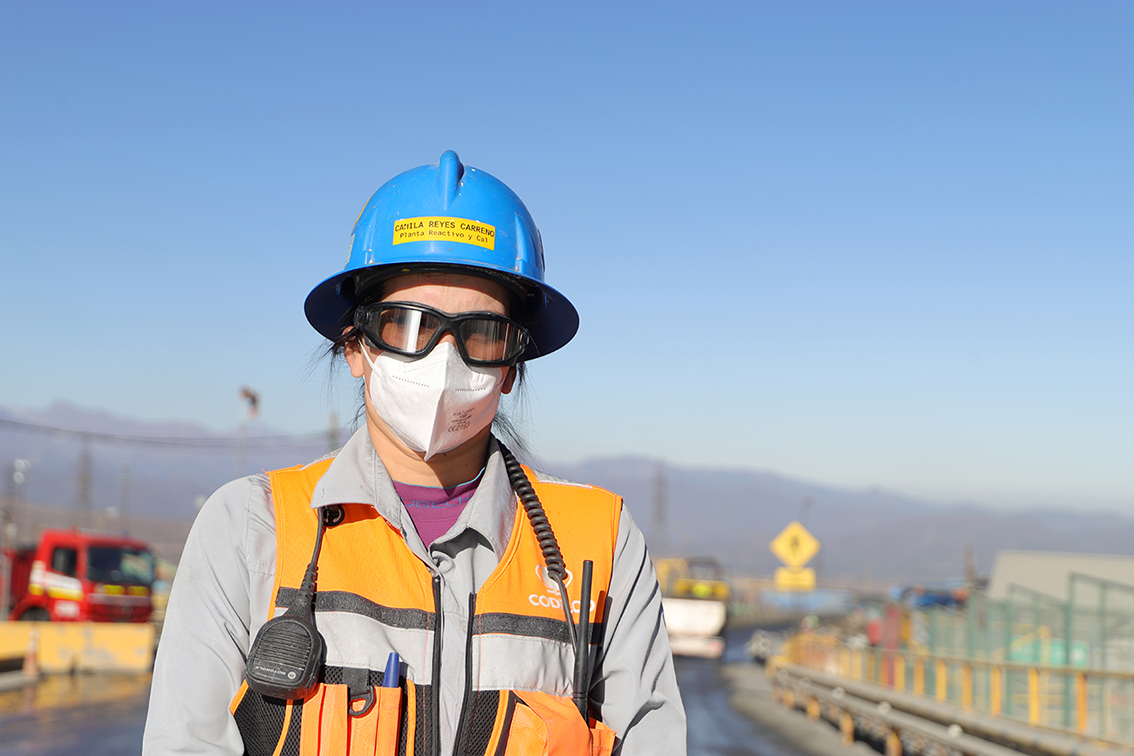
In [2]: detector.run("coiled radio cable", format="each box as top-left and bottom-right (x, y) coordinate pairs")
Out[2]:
(498, 442), (593, 718)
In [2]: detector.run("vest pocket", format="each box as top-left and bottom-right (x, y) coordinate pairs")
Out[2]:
(300, 684), (347, 754)
(348, 684), (379, 755)
(296, 682), (403, 756)
(351, 686), (402, 756)
(493, 691), (616, 756)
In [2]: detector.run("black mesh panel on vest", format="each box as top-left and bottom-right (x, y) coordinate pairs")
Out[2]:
(233, 691), (292, 756)
(396, 683), (409, 756)
(459, 690), (502, 756)
(408, 683), (428, 756)
(278, 707), (303, 756)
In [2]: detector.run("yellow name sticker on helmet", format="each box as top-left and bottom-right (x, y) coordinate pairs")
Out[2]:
(392, 216), (496, 251)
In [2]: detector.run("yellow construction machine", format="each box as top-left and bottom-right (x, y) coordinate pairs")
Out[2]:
(654, 557), (729, 658)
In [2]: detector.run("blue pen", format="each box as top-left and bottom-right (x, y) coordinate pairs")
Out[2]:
(383, 651), (400, 687)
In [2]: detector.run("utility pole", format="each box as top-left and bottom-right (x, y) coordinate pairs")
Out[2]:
(120, 461), (131, 534)
(76, 435), (92, 527)
(11, 459), (29, 543)
(3, 460), (16, 551)
(651, 463), (669, 556)
(4, 460), (14, 542)
(328, 411), (340, 453)
(238, 387), (259, 477)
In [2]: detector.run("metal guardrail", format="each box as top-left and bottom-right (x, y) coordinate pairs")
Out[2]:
(772, 662), (1027, 756)
(787, 634), (1134, 749)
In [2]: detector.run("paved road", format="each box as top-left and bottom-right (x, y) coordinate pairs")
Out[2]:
(678, 625), (873, 756)
(0, 627), (838, 756)
(0, 673), (151, 755)
(679, 626), (792, 756)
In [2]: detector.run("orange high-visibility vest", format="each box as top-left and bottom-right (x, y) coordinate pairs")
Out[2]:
(229, 458), (619, 756)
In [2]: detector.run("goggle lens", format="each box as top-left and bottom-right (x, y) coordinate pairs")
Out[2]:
(356, 303), (528, 366)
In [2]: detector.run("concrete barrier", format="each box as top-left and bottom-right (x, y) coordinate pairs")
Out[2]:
(0, 621), (155, 673)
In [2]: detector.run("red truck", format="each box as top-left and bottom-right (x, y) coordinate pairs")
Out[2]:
(3, 528), (155, 622)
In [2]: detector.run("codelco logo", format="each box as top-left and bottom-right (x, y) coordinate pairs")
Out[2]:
(529, 565), (595, 616)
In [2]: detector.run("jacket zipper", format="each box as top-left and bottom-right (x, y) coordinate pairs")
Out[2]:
(432, 575), (443, 756)
(452, 593), (477, 756)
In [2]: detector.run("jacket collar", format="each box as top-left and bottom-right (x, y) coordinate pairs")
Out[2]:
(308, 426), (517, 560)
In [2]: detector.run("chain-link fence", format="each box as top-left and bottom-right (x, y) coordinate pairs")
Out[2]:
(903, 574), (1134, 744)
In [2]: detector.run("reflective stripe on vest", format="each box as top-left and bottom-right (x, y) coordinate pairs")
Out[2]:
(230, 457), (620, 756)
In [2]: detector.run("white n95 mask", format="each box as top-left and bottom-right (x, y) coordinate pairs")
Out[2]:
(361, 342), (507, 460)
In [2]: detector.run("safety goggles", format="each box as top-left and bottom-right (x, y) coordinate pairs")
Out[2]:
(354, 302), (530, 367)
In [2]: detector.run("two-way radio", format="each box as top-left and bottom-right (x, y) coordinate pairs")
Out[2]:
(244, 504), (342, 700)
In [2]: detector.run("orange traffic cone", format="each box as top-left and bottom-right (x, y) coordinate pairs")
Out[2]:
(22, 625), (40, 679)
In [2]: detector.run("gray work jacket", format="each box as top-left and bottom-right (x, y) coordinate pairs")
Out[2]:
(142, 428), (686, 755)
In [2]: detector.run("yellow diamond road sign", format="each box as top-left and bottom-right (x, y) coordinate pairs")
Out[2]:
(770, 521), (820, 569)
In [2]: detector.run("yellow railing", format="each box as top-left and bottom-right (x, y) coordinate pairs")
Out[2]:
(786, 633), (1134, 747)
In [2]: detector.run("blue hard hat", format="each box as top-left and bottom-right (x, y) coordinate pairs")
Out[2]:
(305, 151), (578, 361)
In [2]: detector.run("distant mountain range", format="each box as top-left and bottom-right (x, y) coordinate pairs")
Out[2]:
(3, 401), (1132, 583)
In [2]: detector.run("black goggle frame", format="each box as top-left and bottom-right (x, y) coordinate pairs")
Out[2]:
(353, 301), (530, 367)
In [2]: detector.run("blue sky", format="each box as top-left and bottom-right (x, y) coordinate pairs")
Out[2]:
(1, 2), (1131, 513)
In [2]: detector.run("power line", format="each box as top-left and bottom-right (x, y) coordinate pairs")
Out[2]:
(0, 416), (336, 449)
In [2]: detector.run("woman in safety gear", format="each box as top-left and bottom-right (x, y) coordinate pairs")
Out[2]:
(143, 151), (686, 756)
